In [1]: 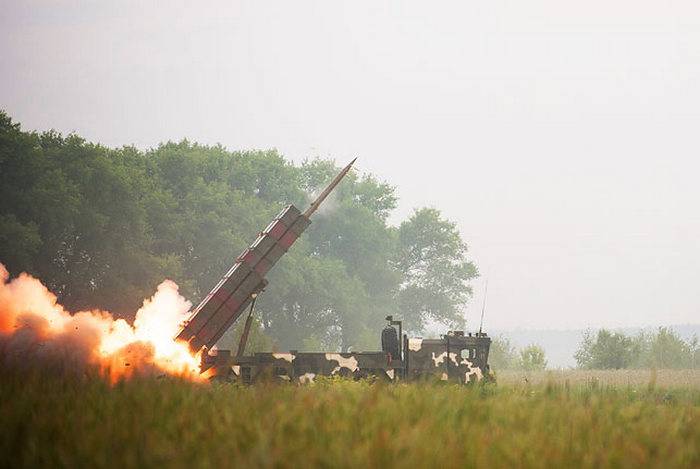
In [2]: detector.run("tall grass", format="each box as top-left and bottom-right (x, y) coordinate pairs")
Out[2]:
(1, 369), (698, 468)
(497, 369), (700, 388)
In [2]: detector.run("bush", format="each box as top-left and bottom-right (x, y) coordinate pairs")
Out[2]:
(518, 344), (547, 371)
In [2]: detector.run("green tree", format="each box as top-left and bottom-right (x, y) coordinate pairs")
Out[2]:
(644, 327), (696, 369)
(575, 329), (636, 369)
(395, 208), (478, 333)
(0, 113), (178, 315)
(146, 143), (305, 301)
(518, 344), (547, 371)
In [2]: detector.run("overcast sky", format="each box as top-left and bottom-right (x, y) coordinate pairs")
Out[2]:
(2, 1), (699, 330)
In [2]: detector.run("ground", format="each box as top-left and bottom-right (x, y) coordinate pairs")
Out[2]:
(1, 369), (698, 468)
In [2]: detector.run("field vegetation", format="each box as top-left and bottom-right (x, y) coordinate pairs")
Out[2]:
(497, 368), (700, 388)
(1, 368), (698, 469)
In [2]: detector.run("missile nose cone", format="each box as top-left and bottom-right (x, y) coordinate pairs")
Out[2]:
(339, 157), (357, 174)
(303, 158), (358, 218)
(342, 158), (356, 173)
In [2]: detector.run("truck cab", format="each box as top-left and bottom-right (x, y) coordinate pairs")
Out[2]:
(403, 331), (491, 383)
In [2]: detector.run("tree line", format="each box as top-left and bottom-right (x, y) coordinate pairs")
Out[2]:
(0, 111), (478, 351)
(575, 327), (699, 370)
(489, 327), (699, 371)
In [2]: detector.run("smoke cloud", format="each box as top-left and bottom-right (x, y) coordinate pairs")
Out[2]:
(0, 263), (202, 382)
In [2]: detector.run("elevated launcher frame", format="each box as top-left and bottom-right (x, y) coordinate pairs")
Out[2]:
(175, 158), (492, 384)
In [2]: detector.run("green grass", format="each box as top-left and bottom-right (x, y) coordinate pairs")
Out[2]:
(1, 369), (698, 468)
(497, 369), (700, 388)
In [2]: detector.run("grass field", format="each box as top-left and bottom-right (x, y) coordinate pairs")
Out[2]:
(497, 368), (700, 388)
(1, 369), (698, 469)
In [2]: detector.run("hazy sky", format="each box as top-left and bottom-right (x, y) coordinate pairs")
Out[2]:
(2, 1), (699, 330)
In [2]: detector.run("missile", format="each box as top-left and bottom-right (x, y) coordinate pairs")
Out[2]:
(303, 158), (357, 218)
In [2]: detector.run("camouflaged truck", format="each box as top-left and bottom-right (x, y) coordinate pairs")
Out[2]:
(176, 159), (492, 384)
(201, 318), (492, 384)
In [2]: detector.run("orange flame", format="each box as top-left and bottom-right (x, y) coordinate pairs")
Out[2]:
(0, 263), (202, 382)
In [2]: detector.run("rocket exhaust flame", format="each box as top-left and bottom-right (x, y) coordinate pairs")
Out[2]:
(0, 263), (202, 383)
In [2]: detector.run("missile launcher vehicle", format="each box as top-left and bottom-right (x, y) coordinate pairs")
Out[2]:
(176, 159), (492, 384)
(202, 326), (492, 384)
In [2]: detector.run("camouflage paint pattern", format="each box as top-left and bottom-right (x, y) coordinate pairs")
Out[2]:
(405, 332), (490, 384)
